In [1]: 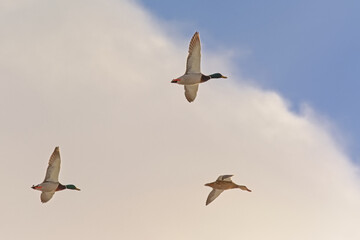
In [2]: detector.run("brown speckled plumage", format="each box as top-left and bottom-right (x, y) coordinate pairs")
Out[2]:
(205, 175), (251, 205)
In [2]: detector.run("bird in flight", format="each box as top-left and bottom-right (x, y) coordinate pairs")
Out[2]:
(171, 32), (227, 102)
(205, 175), (251, 205)
(31, 147), (80, 203)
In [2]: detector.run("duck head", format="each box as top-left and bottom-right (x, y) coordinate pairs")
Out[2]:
(65, 184), (81, 191)
(238, 185), (251, 192)
(209, 73), (227, 79)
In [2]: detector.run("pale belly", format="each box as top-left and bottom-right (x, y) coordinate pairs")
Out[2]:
(177, 73), (202, 85)
(39, 181), (59, 192)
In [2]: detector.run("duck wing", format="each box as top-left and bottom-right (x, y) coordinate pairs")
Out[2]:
(206, 189), (224, 205)
(217, 175), (233, 182)
(44, 147), (61, 182)
(184, 84), (199, 102)
(186, 32), (201, 74)
(41, 191), (55, 203)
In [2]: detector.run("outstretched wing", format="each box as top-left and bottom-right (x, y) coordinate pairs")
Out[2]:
(217, 175), (233, 182)
(44, 147), (61, 182)
(206, 189), (224, 206)
(186, 32), (201, 74)
(41, 191), (55, 203)
(184, 84), (199, 102)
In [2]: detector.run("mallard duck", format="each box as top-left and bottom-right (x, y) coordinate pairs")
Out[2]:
(31, 147), (80, 203)
(205, 175), (251, 206)
(171, 32), (227, 102)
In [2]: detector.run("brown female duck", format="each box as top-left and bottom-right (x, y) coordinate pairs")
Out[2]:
(205, 175), (251, 205)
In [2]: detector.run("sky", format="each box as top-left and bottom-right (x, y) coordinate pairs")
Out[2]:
(1, 0), (360, 239)
(141, 0), (360, 160)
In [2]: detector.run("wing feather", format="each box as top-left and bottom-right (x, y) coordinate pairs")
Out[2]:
(186, 32), (201, 74)
(206, 189), (224, 205)
(217, 175), (233, 182)
(40, 191), (55, 203)
(44, 147), (61, 182)
(184, 84), (199, 102)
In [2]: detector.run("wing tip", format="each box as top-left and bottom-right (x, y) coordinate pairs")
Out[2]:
(189, 32), (200, 48)
(219, 174), (234, 179)
(205, 196), (212, 206)
(184, 94), (196, 103)
(192, 32), (200, 41)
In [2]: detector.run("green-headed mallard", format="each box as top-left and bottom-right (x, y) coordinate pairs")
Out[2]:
(205, 175), (251, 206)
(31, 147), (80, 203)
(171, 32), (227, 102)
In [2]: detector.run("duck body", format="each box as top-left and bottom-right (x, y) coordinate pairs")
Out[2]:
(172, 73), (203, 85)
(172, 73), (219, 85)
(171, 32), (227, 102)
(205, 180), (242, 190)
(31, 146), (80, 203)
(204, 175), (251, 206)
(32, 182), (67, 192)
(32, 181), (59, 192)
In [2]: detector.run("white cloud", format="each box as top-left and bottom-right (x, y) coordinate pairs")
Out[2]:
(0, 0), (359, 239)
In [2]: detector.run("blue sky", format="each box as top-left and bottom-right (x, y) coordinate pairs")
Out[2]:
(140, 0), (360, 160)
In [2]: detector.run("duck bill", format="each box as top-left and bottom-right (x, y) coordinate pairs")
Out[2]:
(171, 79), (180, 83)
(75, 187), (81, 191)
(222, 76), (227, 79)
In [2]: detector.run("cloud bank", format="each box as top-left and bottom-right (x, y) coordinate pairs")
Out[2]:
(0, 0), (359, 239)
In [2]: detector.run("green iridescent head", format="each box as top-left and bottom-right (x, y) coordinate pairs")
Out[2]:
(209, 73), (227, 79)
(66, 184), (81, 191)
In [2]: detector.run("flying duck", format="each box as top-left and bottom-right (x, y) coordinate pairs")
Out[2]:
(205, 175), (251, 205)
(171, 32), (227, 102)
(31, 147), (80, 203)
